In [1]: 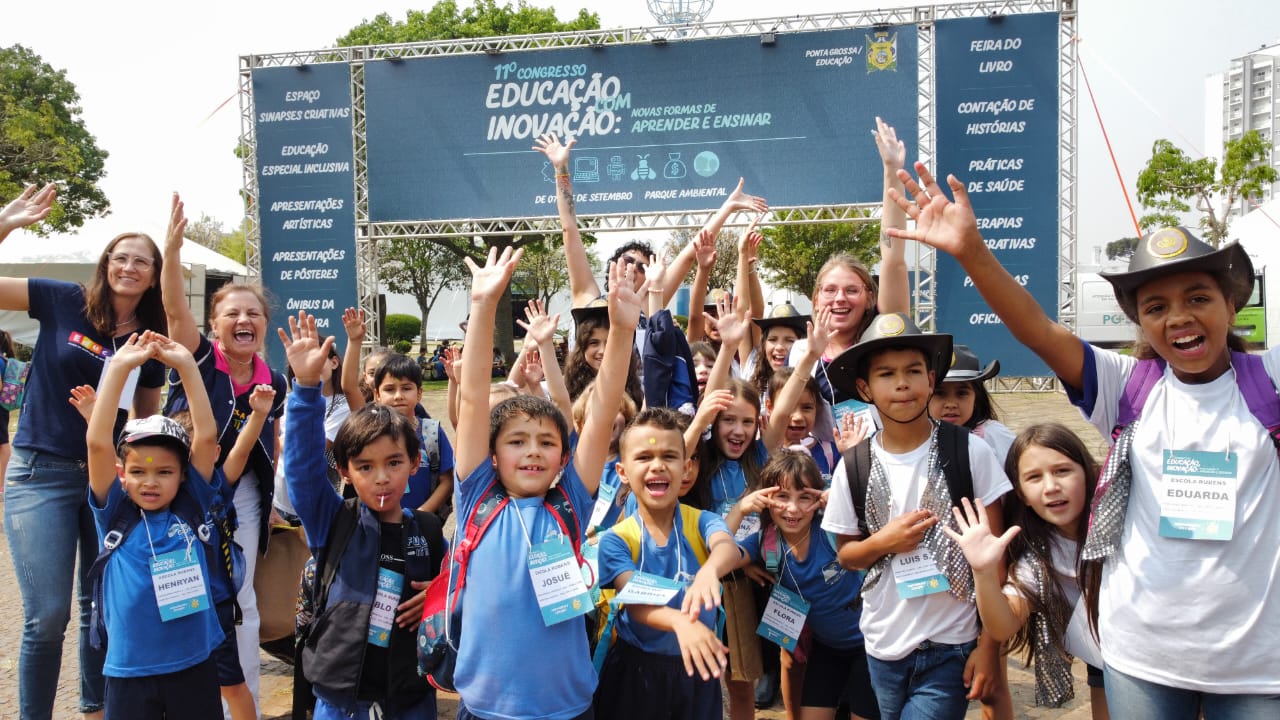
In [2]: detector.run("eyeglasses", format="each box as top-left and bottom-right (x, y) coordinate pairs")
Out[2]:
(109, 253), (154, 271)
(818, 284), (866, 300)
(619, 255), (648, 274)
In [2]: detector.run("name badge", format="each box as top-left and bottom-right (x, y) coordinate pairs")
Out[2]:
(97, 359), (141, 412)
(528, 539), (592, 626)
(735, 513), (761, 542)
(834, 398), (876, 430)
(892, 546), (951, 599)
(1160, 449), (1237, 541)
(368, 567), (404, 647)
(757, 584), (810, 652)
(150, 549), (210, 621)
(613, 571), (682, 606)
(582, 540), (602, 604)
(588, 476), (620, 532)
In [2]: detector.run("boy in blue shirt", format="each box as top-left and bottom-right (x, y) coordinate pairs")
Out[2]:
(370, 354), (455, 517)
(595, 407), (746, 720)
(449, 247), (640, 720)
(87, 331), (225, 719)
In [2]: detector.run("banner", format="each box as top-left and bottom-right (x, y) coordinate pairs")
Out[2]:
(363, 27), (918, 221)
(934, 13), (1060, 377)
(252, 64), (358, 368)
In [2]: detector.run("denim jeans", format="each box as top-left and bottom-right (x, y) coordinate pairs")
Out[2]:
(3, 447), (106, 717)
(866, 639), (976, 720)
(1104, 665), (1280, 720)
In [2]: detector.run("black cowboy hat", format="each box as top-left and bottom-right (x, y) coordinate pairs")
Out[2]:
(941, 345), (999, 383)
(703, 288), (731, 314)
(826, 313), (953, 399)
(753, 302), (810, 338)
(569, 296), (610, 325)
(1100, 227), (1254, 322)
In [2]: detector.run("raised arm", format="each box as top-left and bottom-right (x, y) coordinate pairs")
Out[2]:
(685, 231), (717, 343)
(87, 333), (154, 504)
(942, 498), (1025, 643)
(874, 118), (911, 315)
(761, 310), (832, 450)
(0, 183), (56, 310)
(887, 164), (1084, 388)
(702, 294), (748, 395)
(222, 385), (276, 485)
(516, 300), (571, 421)
(442, 345), (462, 430)
(456, 247), (524, 478)
(534, 134), (599, 306)
(574, 260), (646, 494)
(340, 307), (367, 412)
(153, 333), (218, 479)
(161, 193), (201, 352)
(735, 220), (765, 359)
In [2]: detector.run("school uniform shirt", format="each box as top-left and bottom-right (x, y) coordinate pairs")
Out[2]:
(453, 461), (596, 720)
(708, 440), (769, 518)
(973, 419), (1017, 468)
(594, 460), (627, 530)
(18, 278), (164, 459)
(90, 476), (225, 677)
(597, 508), (728, 656)
(739, 523), (866, 650)
(821, 432), (1010, 661)
(1003, 533), (1101, 669)
(400, 423), (454, 510)
(1067, 342), (1280, 693)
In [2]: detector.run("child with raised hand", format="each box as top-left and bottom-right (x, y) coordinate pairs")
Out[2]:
(451, 248), (641, 720)
(943, 423), (1108, 718)
(760, 308), (841, 481)
(889, 163), (1280, 716)
(733, 451), (880, 720)
(594, 407), (747, 719)
(281, 311), (444, 720)
(86, 331), (224, 720)
(514, 298), (573, 420)
(930, 345), (1016, 464)
(820, 313), (1011, 720)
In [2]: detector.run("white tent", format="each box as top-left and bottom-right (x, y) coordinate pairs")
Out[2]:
(0, 228), (247, 346)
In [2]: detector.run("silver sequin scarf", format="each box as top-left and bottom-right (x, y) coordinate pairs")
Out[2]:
(1023, 542), (1076, 707)
(1081, 420), (1138, 561)
(862, 422), (975, 602)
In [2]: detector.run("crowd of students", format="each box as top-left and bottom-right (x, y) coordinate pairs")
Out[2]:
(2, 118), (1278, 720)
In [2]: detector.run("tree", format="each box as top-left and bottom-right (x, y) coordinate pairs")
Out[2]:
(513, 234), (599, 308)
(0, 44), (110, 232)
(220, 222), (248, 265)
(385, 313), (423, 344)
(382, 237), (472, 345)
(1105, 236), (1139, 262)
(184, 213), (226, 251)
(1136, 131), (1278, 246)
(662, 229), (738, 291)
(336, 1), (601, 362)
(756, 212), (881, 296)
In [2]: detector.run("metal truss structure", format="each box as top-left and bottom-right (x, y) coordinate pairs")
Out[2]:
(239, 0), (1077, 389)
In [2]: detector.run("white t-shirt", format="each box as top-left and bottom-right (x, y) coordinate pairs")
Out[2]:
(1078, 344), (1280, 693)
(822, 431), (1011, 661)
(1003, 533), (1102, 669)
(974, 419), (1017, 468)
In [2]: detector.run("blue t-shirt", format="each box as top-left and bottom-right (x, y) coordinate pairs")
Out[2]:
(18, 279), (164, 458)
(598, 508), (728, 656)
(90, 473), (225, 677)
(452, 462), (596, 720)
(709, 440), (769, 518)
(593, 461), (627, 531)
(739, 523), (865, 649)
(401, 422), (455, 510)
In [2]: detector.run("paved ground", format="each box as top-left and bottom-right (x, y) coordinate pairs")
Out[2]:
(1, 388), (1101, 719)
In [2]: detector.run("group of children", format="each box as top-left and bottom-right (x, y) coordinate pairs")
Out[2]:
(76, 150), (1280, 720)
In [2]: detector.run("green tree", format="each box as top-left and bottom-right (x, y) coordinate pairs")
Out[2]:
(385, 313), (423, 344)
(662, 229), (738, 291)
(0, 44), (110, 232)
(219, 223), (248, 265)
(1105, 236), (1139, 262)
(1136, 131), (1278, 246)
(184, 213), (226, 251)
(513, 234), (599, 308)
(757, 212), (881, 296)
(382, 237), (471, 344)
(337, 1), (601, 362)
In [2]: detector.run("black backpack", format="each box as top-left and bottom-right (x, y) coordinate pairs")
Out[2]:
(841, 421), (974, 536)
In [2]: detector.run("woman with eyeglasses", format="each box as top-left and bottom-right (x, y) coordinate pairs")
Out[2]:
(0, 183), (168, 720)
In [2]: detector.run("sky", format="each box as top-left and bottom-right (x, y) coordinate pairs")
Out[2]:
(3, 0), (1280, 326)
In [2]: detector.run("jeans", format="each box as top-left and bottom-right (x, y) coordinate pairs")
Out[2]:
(1104, 665), (1280, 720)
(3, 447), (106, 717)
(232, 474), (263, 718)
(866, 640), (976, 720)
(314, 695), (436, 720)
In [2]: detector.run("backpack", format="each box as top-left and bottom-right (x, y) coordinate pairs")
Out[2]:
(0, 356), (31, 411)
(589, 504), (711, 672)
(293, 499), (445, 719)
(841, 420), (974, 537)
(417, 478), (583, 693)
(1114, 353), (1280, 446)
(86, 485), (216, 651)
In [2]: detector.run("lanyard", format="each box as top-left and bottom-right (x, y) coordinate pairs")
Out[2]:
(141, 507), (194, 560)
(638, 508), (686, 582)
(778, 531), (809, 605)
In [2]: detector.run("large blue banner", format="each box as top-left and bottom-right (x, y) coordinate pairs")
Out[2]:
(253, 64), (358, 368)
(935, 13), (1059, 377)
(363, 27), (918, 221)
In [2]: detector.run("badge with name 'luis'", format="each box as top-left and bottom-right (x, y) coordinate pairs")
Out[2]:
(528, 539), (592, 626)
(151, 549), (210, 621)
(892, 546), (950, 599)
(757, 585), (810, 652)
(1159, 449), (1237, 541)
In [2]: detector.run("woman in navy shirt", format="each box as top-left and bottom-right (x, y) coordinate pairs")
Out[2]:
(1, 183), (168, 719)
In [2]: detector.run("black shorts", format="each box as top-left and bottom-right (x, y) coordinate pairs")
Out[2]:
(105, 656), (222, 720)
(594, 639), (721, 720)
(1086, 663), (1105, 689)
(801, 639), (880, 718)
(212, 599), (245, 686)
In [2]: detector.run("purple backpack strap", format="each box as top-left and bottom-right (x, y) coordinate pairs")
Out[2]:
(1114, 358), (1165, 439)
(1231, 351), (1280, 449)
